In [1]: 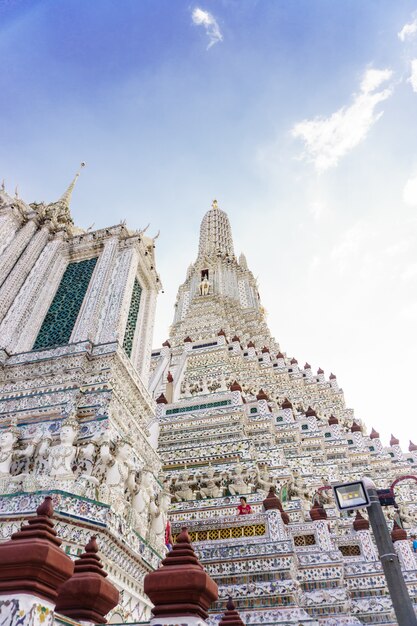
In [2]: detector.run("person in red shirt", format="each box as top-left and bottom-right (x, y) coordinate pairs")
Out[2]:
(237, 496), (252, 515)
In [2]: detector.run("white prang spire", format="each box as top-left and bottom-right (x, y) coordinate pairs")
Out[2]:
(197, 199), (235, 261)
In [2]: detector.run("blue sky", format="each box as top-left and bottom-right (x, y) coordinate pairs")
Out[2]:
(1, 0), (417, 448)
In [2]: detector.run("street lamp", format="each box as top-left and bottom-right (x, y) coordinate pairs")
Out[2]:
(333, 478), (417, 626)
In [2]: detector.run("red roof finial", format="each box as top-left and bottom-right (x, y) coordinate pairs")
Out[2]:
(144, 526), (218, 620)
(391, 520), (407, 542)
(309, 501), (327, 521)
(353, 510), (369, 531)
(409, 440), (417, 452)
(156, 393), (168, 404)
(351, 421), (362, 433)
(305, 406), (317, 417)
(0, 496), (74, 602)
(230, 380), (242, 392)
(167, 371), (174, 383)
(256, 389), (269, 401)
(370, 428), (379, 439)
(56, 536), (119, 623)
(281, 398), (293, 409)
(390, 434), (399, 446)
(328, 414), (339, 425)
(219, 596), (245, 626)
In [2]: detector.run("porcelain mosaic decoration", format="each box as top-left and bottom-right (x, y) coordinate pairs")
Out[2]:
(0, 183), (416, 626)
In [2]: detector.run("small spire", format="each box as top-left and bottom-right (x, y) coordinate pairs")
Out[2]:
(57, 162), (86, 210)
(1, 180), (5, 192)
(14, 185), (19, 199)
(211, 199), (218, 210)
(370, 427), (379, 439)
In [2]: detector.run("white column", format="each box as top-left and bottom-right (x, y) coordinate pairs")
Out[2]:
(0, 237), (66, 354)
(0, 210), (22, 256)
(71, 237), (119, 343)
(0, 219), (37, 287)
(132, 287), (157, 381)
(0, 225), (49, 323)
(96, 247), (137, 344)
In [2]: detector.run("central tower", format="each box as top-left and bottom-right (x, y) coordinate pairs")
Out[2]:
(170, 200), (274, 352)
(150, 201), (417, 626)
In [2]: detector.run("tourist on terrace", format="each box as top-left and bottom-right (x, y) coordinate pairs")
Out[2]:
(237, 496), (252, 515)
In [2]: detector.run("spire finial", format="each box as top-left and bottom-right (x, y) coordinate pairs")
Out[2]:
(14, 185), (19, 199)
(58, 162), (86, 209)
(212, 198), (218, 209)
(1, 180), (5, 192)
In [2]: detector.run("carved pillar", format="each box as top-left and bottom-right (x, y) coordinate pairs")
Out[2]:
(71, 237), (119, 343)
(0, 219), (37, 287)
(0, 210), (22, 256)
(132, 285), (151, 378)
(0, 236), (66, 353)
(96, 246), (137, 344)
(0, 225), (50, 323)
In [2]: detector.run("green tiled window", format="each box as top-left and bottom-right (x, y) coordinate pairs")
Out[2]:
(33, 257), (97, 350)
(123, 278), (142, 357)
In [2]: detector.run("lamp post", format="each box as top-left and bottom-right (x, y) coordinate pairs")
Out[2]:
(333, 478), (417, 626)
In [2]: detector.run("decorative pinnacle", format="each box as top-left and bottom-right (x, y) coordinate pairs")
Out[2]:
(212, 199), (218, 209)
(58, 162), (86, 209)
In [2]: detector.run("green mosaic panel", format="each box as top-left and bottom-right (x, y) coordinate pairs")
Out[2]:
(166, 399), (231, 415)
(33, 257), (97, 350)
(123, 278), (142, 357)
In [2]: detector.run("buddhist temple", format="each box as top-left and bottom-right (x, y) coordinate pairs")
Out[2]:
(0, 185), (416, 625)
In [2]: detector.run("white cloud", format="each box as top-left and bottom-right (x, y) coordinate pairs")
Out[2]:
(403, 170), (417, 206)
(191, 7), (223, 49)
(292, 68), (393, 172)
(398, 18), (417, 42)
(309, 201), (326, 220)
(408, 59), (417, 92)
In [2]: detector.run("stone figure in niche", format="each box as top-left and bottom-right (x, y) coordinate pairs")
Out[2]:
(199, 466), (225, 499)
(172, 471), (198, 501)
(47, 417), (79, 482)
(228, 463), (255, 496)
(131, 469), (155, 535)
(199, 275), (210, 296)
(390, 503), (415, 529)
(99, 437), (136, 507)
(149, 490), (171, 545)
(0, 420), (19, 491)
(285, 473), (309, 502)
(34, 433), (53, 476)
(255, 466), (275, 494)
(77, 438), (100, 477)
